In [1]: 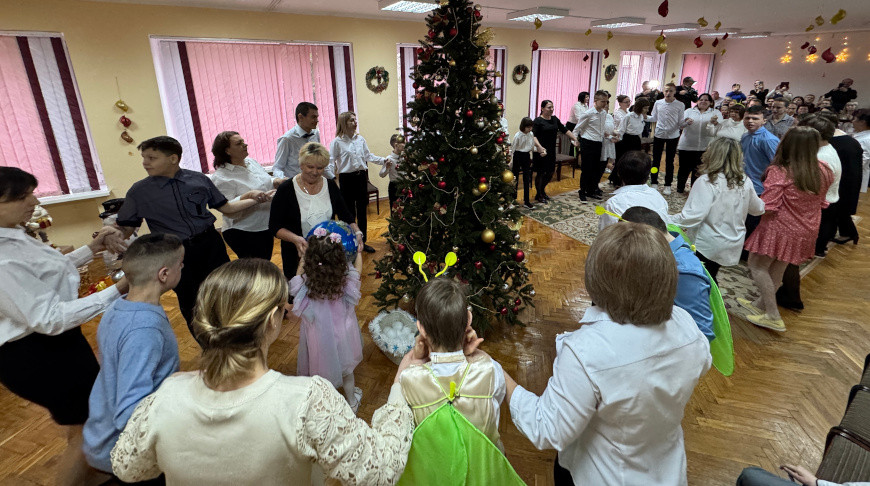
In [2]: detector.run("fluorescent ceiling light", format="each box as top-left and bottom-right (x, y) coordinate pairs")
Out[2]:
(378, 0), (437, 13)
(507, 7), (569, 22)
(591, 17), (645, 29)
(733, 32), (771, 39)
(651, 23), (699, 33)
(700, 29), (741, 37)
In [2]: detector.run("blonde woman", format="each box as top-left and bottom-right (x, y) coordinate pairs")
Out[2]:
(111, 258), (414, 485)
(671, 138), (765, 282)
(328, 112), (386, 253)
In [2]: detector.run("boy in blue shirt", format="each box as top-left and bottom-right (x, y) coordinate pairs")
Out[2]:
(83, 233), (184, 477)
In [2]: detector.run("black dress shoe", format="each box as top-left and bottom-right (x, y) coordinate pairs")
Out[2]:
(363, 244), (376, 253)
(578, 191), (587, 202)
(543, 194), (552, 201)
(833, 235), (859, 245)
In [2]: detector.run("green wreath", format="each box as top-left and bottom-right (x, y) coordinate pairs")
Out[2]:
(366, 66), (390, 94)
(512, 64), (529, 85)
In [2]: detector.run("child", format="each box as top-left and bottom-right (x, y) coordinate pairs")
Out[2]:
(379, 134), (405, 211)
(398, 278), (506, 450)
(512, 117), (546, 209)
(648, 83), (685, 194)
(82, 233), (184, 476)
(290, 231), (364, 412)
(599, 150), (670, 231)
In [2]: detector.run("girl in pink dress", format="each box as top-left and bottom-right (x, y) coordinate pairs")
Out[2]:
(290, 232), (364, 412)
(741, 126), (833, 332)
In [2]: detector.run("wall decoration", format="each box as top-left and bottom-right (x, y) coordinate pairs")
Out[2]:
(365, 66), (390, 93)
(604, 64), (617, 82)
(114, 78), (134, 144)
(511, 64), (529, 84)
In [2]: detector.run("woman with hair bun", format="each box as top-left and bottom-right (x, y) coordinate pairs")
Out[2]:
(111, 258), (414, 485)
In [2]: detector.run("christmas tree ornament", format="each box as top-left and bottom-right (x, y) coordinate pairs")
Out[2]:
(530, 289), (536, 296)
(514, 298), (522, 305)
(375, 271), (382, 278)
(697, 17), (708, 27)
(801, 42), (810, 49)
(476, 119), (485, 128)
(489, 244), (496, 251)
(478, 182), (488, 193)
(722, 32), (729, 40)
(472, 188), (481, 196)
(470, 147), (479, 155)
(501, 170), (515, 183)
(531, 39), (539, 51)
(658, 0), (669, 17)
(808, 46), (817, 54)
(475, 28), (495, 47)
(584, 29), (592, 36)
(397, 243), (406, 252)
(481, 229), (496, 243)
(474, 261), (483, 269)
(712, 38), (719, 48)
(437, 181), (447, 189)
(120, 131), (134, 143)
(433, 95), (443, 105)
(515, 250), (525, 262)
(831, 9), (847, 24)
(806, 25), (814, 32)
(479, 176), (487, 183)
(496, 135), (504, 144)
(449, 59), (456, 67)
(402, 294), (412, 304)
(474, 59), (487, 74)
(115, 99), (129, 111)
(655, 33), (668, 54)
(606, 31), (613, 41)
(449, 27), (458, 36)
(714, 21), (721, 30)
(499, 307), (508, 315)
(512, 306), (519, 313)
(466, 109), (474, 117)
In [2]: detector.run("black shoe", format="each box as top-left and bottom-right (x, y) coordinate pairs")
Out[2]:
(363, 244), (376, 253)
(543, 194), (552, 201)
(593, 189), (604, 198)
(588, 192), (603, 201)
(814, 249), (826, 258)
(777, 299), (805, 311)
(578, 191), (587, 202)
(523, 201), (535, 209)
(833, 235), (859, 245)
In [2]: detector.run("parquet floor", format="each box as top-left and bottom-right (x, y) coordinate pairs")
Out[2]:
(2, 174), (869, 486)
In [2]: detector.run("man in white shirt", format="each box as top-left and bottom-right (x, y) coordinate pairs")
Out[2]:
(648, 83), (685, 194)
(573, 90), (609, 201)
(273, 102), (321, 178)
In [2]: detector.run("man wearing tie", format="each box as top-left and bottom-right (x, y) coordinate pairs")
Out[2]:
(273, 102), (328, 178)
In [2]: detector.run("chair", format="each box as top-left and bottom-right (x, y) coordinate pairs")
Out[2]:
(816, 426), (870, 483)
(367, 179), (380, 214)
(840, 385), (870, 443)
(554, 133), (577, 181)
(861, 353), (870, 389)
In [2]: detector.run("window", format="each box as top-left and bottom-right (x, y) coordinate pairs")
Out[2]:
(397, 44), (506, 128)
(151, 37), (356, 172)
(529, 49), (600, 120)
(615, 50), (666, 99)
(0, 32), (106, 200)
(679, 53), (715, 94)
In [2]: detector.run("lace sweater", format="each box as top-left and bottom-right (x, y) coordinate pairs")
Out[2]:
(111, 371), (413, 485)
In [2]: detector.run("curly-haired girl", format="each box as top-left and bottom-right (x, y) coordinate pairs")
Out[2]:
(290, 232), (364, 412)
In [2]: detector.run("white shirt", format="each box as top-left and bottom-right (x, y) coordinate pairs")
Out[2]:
(599, 184), (670, 231)
(509, 306), (711, 486)
(649, 99), (685, 139)
(670, 173), (766, 265)
(612, 109), (629, 139)
(705, 118), (747, 141)
(110, 371), (413, 485)
(616, 112), (646, 137)
(677, 107), (716, 151)
(567, 102), (588, 124)
(378, 152), (402, 182)
(328, 134), (386, 177)
(601, 114), (616, 161)
(0, 227), (121, 345)
(573, 107), (607, 142)
(818, 144), (842, 203)
(211, 157), (275, 232)
(853, 130), (870, 193)
(292, 176), (333, 237)
(512, 130), (535, 154)
(273, 125), (321, 178)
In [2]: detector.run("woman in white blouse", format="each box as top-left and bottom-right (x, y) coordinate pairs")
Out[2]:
(707, 103), (748, 142)
(670, 138), (765, 282)
(676, 93), (717, 194)
(852, 109), (870, 192)
(0, 167), (129, 485)
(565, 91), (590, 132)
(111, 258), (414, 485)
(211, 132), (281, 260)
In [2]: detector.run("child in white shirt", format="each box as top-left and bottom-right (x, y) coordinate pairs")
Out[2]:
(511, 117), (546, 209)
(379, 134), (405, 211)
(600, 151), (670, 231)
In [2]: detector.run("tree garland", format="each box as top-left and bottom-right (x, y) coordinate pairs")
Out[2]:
(511, 64), (529, 85)
(366, 66), (390, 94)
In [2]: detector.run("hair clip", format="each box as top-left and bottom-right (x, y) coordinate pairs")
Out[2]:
(313, 227), (328, 237)
(413, 251), (458, 282)
(328, 233), (342, 244)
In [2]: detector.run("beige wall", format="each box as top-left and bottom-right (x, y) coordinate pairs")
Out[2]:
(2, 0), (695, 244)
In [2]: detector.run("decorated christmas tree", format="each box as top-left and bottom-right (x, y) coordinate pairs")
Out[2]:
(372, 0), (534, 332)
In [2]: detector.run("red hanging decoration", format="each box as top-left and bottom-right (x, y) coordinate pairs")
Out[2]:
(800, 42), (810, 49)
(821, 47), (836, 63)
(658, 0), (669, 17)
(583, 54), (590, 62)
(603, 49), (610, 59)
(722, 32), (729, 40)
(808, 45), (817, 54)
(712, 38), (719, 48)
(531, 39), (539, 52)
(693, 36), (703, 48)
(119, 115), (132, 128)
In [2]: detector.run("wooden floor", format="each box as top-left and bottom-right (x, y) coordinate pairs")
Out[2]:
(2, 174), (869, 486)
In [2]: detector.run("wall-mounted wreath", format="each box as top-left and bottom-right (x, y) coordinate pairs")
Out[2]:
(366, 66), (390, 94)
(512, 64), (529, 85)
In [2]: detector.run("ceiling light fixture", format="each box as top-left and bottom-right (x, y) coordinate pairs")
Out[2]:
(651, 23), (699, 33)
(590, 17), (645, 29)
(507, 7), (569, 22)
(700, 29), (741, 37)
(732, 32), (771, 39)
(378, 0), (438, 13)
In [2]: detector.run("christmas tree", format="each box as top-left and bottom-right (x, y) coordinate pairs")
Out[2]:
(372, 0), (534, 332)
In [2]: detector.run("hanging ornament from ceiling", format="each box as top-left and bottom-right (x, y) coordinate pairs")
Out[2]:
(714, 20), (721, 30)
(801, 42), (810, 49)
(654, 32), (668, 54)
(815, 15), (825, 25)
(712, 38), (719, 47)
(830, 9), (847, 24)
(808, 45), (818, 54)
(606, 31), (613, 41)
(531, 39), (539, 52)
(697, 17), (708, 27)
(583, 53), (590, 61)
(534, 17), (542, 29)
(584, 29), (592, 36)
(693, 36), (703, 48)
(821, 47), (836, 63)
(658, 0), (669, 17)
(722, 32), (729, 40)
(603, 48), (610, 59)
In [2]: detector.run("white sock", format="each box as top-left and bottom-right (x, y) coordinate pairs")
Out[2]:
(342, 374), (356, 404)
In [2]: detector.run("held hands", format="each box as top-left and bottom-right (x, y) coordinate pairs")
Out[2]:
(292, 233), (308, 258)
(571, 140), (580, 147)
(685, 118), (694, 125)
(710, 116), (719, 126)
(242, 190), (274, 204)
(89, 226), (127, 254)
(778, 465), (817, 485)
(538, 148), (547, 157)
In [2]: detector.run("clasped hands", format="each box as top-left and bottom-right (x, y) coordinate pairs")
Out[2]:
(242, 189), (276, 204)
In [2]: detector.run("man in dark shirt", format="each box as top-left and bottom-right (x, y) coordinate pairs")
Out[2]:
(749, 80), (769, 104)
(825, 78), (857, 112)
(675, 76), (699, 109)
(116, 136), (271, 330)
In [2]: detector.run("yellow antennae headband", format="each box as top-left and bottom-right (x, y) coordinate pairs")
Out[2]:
(413, 251), (458, 282)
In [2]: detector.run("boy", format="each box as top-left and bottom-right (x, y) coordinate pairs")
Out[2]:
(116, 136), (270, 330)
(574, 90), (610, 201)
(647, 83), (684, 194)
(82, 233), (184, 477)
(599, 151), (669, 231)
(379, 134), (405, 211)
(621, 206), (714, 341)
(399, 278), (506, 450)
(726, 83), (747, 104)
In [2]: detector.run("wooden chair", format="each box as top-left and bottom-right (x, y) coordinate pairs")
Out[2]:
(816, 426), (870, 483)
(840, 385), (870, 444)
(554, 133), (577, 181)
(367, 179), (380, 214)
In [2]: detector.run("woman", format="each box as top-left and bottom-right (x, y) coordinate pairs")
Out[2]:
(269, 142), (361, 280)
(792, 96), (805, 107)
(825, 112), (863, 245)
(110, 258), (414, 485)
(614, 98), (650, 164)
(211, 131), (282, 260)
(532, 100), (579, 203)
(707, 103), (747, 141)
(0, 167), (129, 485)
(670, 138), (765, 282)
(676, 93), (716, 193)
(565, 91), (590, 132)
(504, 223), (711, 485)
(329, 111), (386, 254)
(839, 101), (858, 134)
(853, 109), (870, 193)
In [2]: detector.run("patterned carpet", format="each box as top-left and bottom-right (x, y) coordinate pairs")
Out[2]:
(520, 181), (858, 314)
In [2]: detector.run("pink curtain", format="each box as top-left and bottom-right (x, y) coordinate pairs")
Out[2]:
(309, 45), (337, 149)
(0, 36), (61, 196)
(535, 50), (593, 121)
(680, 53), (714, 94)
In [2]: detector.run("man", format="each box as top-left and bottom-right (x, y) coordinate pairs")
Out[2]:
(749, 80), (768, 104)
(824, 78), (857, 112)
(711, 90), (723, 108)
(647, 83), (684, 194)
(675, 76), (699, 109)
(726, 83), (747, 104)
(635, 80), (663, 105)
(740, 106), (780, 196)
(763, 98), (795, 139)
(573, 90), (609, 201)
(786, 102), (798, 118)
(273, 102), (326, 179)
(818, 97), (834, 112)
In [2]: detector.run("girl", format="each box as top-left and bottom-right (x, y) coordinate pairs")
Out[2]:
(706, 103), (748, 141)
(601, 100), (617, 180)
(512, 117), (546, 209)
(291, 231), (365, 412)
(740, 127), (833, 332)
(670, 138), (765, 282)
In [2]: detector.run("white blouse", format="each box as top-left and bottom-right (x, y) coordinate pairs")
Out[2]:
(211, 157), (275, 232)
(567, 102), (588, 124)
(818, 144), (842, 204)
(512, 130), (535, 154)
(0, 226), (121, 345)
(328, 134), (386, 176)
(853, 130), (870, 192)
(677, 107), (716, 151)
(293, 176), (333, 237)
(705, 118), (748, 141)
(616, 112), (646, 137)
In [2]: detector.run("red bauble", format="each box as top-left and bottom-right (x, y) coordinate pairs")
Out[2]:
(499, 307), (508, 315)
(437, 181), (447, 189)
(473, 10), (481, 19)
(428, 30), (436, 39)
(416, 47), (424, 56)
(438, 156), (445, 163)
(449, 27), (458, 36)
(397, 244), (406, 252)
(479, 176), (487, 183)
(488, 244), (496, 251)
(514, 250), (525, 262)
(119, 116), (132, 128)
(465, 109), (474, 117)
(515, 297), (521, 305)
(821, 48), (836, 63)
(375, 271), (382, 279)
(496, 136), (504, 144)
(418, 183), (425, 188)
(433, 96), (443, 105)
(474, 261), (483, 269)
(412, 82), (419, 89)
(512, 306), (519, 313)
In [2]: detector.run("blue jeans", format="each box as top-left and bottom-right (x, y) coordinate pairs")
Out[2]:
(736, 467), (796, 486)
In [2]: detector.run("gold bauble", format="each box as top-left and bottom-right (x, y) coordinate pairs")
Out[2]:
(501, 170), (515, 184)
(478, 182), (489, 193)
(481, 229), (496, 243)
(448, 59), (456, 67)
(474, 59), (487, 75)
(470, 147), (479, 155)
(401, 293), (412, 303)
(472, 188), (481, 196)
(474, 28), (495, 47)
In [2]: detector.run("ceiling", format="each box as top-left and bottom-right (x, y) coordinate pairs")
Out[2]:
(89, 0), (870, 37)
